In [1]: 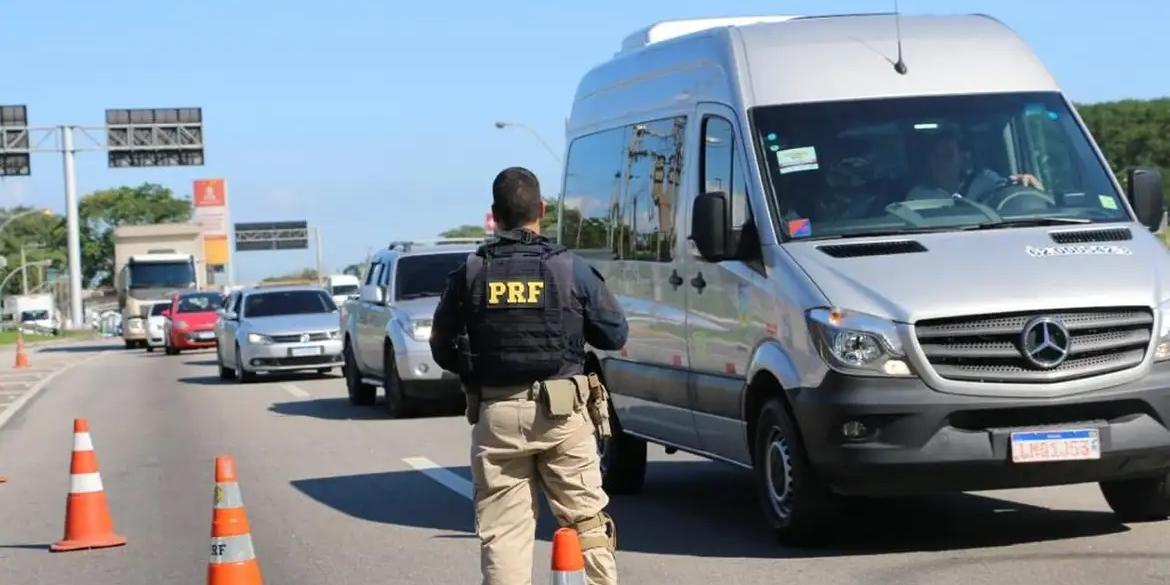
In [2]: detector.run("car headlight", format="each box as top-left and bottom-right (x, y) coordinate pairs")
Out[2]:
(1156, 300), (1170, 362)
(175, 320), (189, 330)
(406, 319), (432, 342)
(247, 332), (273, 345)
(807, 307), (913, 377)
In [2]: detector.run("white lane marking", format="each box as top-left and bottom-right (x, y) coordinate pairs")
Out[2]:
(280, 383), (311, 399)
(403, 456), (473, 501)
(0, 351), (110, 431)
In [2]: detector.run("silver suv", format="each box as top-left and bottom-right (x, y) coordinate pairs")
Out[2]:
(341, 239), (481, 416)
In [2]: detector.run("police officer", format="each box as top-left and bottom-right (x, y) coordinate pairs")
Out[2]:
(431, 167), (628, 585)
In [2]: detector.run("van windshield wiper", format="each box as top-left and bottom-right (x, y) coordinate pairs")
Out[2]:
(965, 217), (1093, 230)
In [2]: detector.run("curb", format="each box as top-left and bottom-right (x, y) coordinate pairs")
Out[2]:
(0, 350), (108, 431)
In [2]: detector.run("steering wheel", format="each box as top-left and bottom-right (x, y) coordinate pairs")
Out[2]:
(978, 180), (1054, 213)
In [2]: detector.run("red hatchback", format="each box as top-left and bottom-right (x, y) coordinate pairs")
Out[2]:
(163, 291), (224, 355)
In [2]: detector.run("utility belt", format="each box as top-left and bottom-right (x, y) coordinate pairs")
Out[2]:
(473, 374), (611, 440)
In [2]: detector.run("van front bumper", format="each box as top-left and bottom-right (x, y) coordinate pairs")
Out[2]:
(790, 364), (1170, 496)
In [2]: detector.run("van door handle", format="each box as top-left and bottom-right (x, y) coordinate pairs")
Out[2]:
(691, 272), (707, 293)
(668, 270), (684, 290)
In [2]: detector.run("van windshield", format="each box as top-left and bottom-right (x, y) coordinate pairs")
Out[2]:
(753, 92), (1130, 240)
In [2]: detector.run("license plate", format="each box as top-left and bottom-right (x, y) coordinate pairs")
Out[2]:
(1010, 429), (1100, 463)
(289, 346), (323, 357)
(196, 332), (215, 340)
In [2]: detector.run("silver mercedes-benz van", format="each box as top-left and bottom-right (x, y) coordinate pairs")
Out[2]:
(557, 13), (1170, 544)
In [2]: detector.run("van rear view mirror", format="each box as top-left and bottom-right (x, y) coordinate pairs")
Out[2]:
(1127, 167), (1166, 232)
(692, 192), (729, 261)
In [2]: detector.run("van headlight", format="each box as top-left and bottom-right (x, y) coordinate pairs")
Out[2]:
(247, 332), (273, 345)
(1156, 300), (1170, 362)
(807, 308), (913, 377)
(405, 319), (432, 342)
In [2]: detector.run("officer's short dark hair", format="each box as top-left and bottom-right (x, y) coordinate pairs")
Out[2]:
(492, 167), (542, 230)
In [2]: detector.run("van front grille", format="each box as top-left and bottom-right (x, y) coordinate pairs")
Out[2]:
(916, 308), (1153, 383)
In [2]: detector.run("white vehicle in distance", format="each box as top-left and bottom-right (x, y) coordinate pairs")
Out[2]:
(325, 274), (361, 307)
(342, 238), (481, 417)
(215, 285), (344, 383)
(145, 301), (170, 352)
(560, 13), (1169, 545)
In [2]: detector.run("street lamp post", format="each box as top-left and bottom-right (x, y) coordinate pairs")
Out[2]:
(494, 121), (562, 164)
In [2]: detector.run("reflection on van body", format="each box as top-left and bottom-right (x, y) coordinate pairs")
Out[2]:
(559, 13), (1170, 545)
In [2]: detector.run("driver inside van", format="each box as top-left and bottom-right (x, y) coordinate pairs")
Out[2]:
(907, 131), (1044, 201)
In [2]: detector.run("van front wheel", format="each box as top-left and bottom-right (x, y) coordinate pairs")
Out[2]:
(753, 398), (836, 546)
(1100, 474), (1170, 522)
(599, 404), (646, 494)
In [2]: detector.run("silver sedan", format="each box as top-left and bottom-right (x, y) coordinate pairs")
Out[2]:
(215, 286), (344, 383)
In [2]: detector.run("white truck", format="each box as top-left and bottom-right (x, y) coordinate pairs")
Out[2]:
(114, 223), (205, 348)
(3, 293), (58, 333)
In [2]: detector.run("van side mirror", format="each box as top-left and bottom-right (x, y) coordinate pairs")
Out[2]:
(1127, 167), (1166, 232)
(692, 192), (729, 261)
(220, 310), (237, 321)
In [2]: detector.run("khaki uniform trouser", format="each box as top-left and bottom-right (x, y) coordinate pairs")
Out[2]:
(471, 385), (618, 585)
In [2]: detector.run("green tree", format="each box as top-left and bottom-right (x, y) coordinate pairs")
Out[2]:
(0, 207), (68, 296)
(1077, 98), (1170, 203)
(79, 183), (192, 287)
(439, 225), (486, 238)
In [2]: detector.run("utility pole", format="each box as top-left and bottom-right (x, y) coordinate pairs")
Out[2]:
(20, 246), (27, 295)
(314, 227), (325, 285)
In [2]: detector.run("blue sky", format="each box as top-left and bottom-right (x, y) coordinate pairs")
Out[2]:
(1, 0), (1166, 282)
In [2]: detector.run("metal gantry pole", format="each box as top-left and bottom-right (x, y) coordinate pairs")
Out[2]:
(61, 125), (84, 329)
(314, 227), (325, 284)
(20, 246), (27, 295)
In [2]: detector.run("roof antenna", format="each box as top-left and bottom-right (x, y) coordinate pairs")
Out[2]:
(892, 0), (908, 75)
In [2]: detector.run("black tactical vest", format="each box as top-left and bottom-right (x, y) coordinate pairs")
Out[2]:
(464, 232), (584, 386)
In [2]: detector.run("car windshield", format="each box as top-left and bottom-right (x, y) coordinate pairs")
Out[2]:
(331, 284), (359, 296)
(753, 92), (1130, 241)
(177, 293), (224, 313)
(21, 310), (48, 321)
(243, 290), (336, 318)
(395, 253), (467, 300)
(150, 303), (169, 317)
(128, 260), (196, 289)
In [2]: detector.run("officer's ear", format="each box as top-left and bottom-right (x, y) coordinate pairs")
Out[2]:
(538, 199), (547, 220)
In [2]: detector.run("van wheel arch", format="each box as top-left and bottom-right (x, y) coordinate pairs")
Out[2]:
(743, 371), (801, 466)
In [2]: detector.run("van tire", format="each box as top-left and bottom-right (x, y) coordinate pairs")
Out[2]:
(599, 403), (646, 494)
(753, 398), (835, 546)
(344, 341), (376, 406)
(1100, 475), (1170, 522)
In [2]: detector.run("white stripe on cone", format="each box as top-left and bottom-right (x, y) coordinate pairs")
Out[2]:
(70, 472), (104, 494)
(73, 432), (94, 452)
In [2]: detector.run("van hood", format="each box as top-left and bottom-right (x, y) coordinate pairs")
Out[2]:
(783, 225), (1170, 322)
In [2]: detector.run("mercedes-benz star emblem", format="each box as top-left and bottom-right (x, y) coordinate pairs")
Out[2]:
(300, 333), (310, 343)
(1020, 317), (1071, 369)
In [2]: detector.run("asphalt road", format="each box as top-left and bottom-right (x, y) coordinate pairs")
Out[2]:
(2, 341), (1170, 584)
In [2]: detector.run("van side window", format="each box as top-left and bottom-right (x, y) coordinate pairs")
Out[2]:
(625, 117), (685, 262)
(561, 126), (629, 259)
(702, 116), (753, 235)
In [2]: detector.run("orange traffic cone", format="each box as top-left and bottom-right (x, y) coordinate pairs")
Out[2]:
(14, 331), (29, 369)
(208, 456), (263, 585)
(550, 528), (587, 585)
(51, 418), (126, 552)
